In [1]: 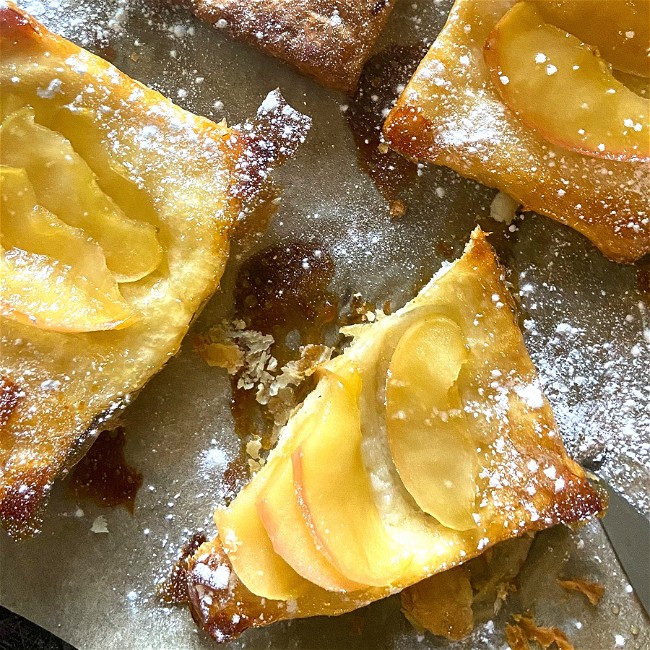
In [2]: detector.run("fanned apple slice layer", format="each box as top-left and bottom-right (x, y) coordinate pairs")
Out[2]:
(484, 2), (649, 162)
(0, 107), (162, 282)
(258, 456), (364, 593)
(292, 371), (411, 587)
(184, 230), (605, 643)
(0, 167), (133, 331)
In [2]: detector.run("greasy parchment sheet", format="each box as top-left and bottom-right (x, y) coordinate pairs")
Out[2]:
(1, 1), (649, 648)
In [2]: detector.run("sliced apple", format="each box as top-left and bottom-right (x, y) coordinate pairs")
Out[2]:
(214, 484), (307, 601)
(1, 167), (123, 297)
(0, 167), (134, 332)
(258, 456), (365, 592)
(50, 107), (159, 227)
(0, 107), (162, 282)
(292, 370), (411, 587)
(528, 0), (650, 78)
(385, 316), (477, 531)
(484, 2), (650, 162)
(0, 247), (135, 332)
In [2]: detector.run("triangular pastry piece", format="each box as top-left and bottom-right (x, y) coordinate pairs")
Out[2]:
(185, 228), (604, 642)
(383, 0), (650, 263)
(0, 4), (309, 537)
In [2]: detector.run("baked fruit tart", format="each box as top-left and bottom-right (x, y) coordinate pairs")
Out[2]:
(0, 4), (309, 538)
(383, 0), (650, 263)
(181, 0), (397, 92)
(183, 228), (604, 642)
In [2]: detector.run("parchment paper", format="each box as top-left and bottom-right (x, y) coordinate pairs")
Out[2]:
(1, 1), (648, 648)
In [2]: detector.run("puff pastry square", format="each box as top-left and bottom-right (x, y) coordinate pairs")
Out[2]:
(183, 0), (397, 92)
(383, 0), (650, 263)
(184, 228), (603, 643)
(0, 4), (308, 537)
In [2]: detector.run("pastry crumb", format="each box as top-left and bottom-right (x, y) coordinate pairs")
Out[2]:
(90, 515), (109, 534)
(490, 191), (520, 224)
(557, 578), (605, 606)
(389, 199), (407, 219)
(506, 614), (574, 650)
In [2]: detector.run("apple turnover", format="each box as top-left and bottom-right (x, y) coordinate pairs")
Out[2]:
(184, 228), (604, 642)
(383, 0), (650, 263)
(182, 0), (397, 92)
(0, 4), (309, 537)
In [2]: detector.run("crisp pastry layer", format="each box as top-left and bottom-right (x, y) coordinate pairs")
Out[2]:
(182, 0), (397, 92)
(0, 4), (308, 537)
(383, 0), (650, 263)
(184, 228), (603, 643)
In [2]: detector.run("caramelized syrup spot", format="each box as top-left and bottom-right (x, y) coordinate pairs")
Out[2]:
(0, 376), (22, 428)
(346, 43), (429, 207)
(158, 532), (208, 605)
(234, 240), (337, 363)
(0, 467), (49, 539)
(229, 241), (337, 447)
(231, 183), (281, 252)
(221, 454), (253, 504)
(68, 427), (142, 513)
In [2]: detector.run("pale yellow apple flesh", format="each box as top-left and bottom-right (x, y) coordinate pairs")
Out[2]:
(0, 247), (135, 332)
(385, 316), (477, 531)
(528, 0), (650, 78)
(292, 371), (411, 587)
(258, 458), (365, 592)
(484, 2), (650, 162)
(0, 167), (134, 332)
(50, 108), (159, 228)
(214, 485), (308, 601)
(0, 107), (162, 281)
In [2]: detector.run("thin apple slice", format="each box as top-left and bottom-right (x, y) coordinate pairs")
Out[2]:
(484, 2), (650, 162)
(292, 371), (410, 587)
(1, 166), (123, 298)
(386, 316), (477, 531)
(214, 484), (308, 601)
(258, 456), (365, 592)
(0, 107), (162, 282)
(529, 0), (650, 78)
(0, 247), (135, 332)
(0, 167), (134, 332)
(50, 107), (158, 227)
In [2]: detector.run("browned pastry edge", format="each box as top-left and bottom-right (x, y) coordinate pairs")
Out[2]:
(182, 0), (397, 92)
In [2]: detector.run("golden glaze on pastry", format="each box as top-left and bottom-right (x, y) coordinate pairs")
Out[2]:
(0, 4), (308, 537)
(184, 229), (604, 643)
(383, 0), (650, 263)
(182, 0), (397, 92)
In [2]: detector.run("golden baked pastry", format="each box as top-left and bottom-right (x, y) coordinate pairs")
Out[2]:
(0, 4), (309, 537)
(184, 228), (604, 642)
(383, 0), (650, 263)
(182, 0), (397, 92)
